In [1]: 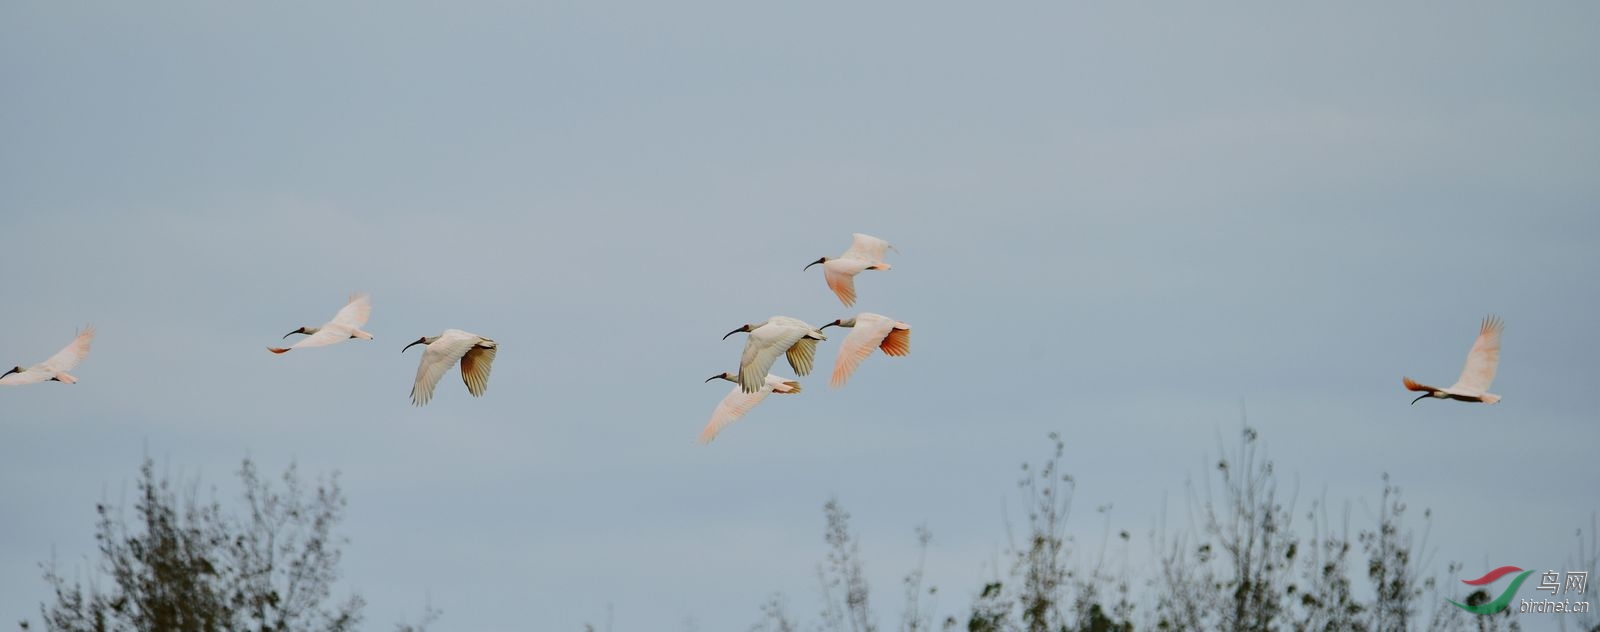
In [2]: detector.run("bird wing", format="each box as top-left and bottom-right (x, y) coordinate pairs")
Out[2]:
(410, 332), (478, 406)
(842, 233), (893, 262)
(824, 265), (858, 307)
(1448, 315), (1503, 395)
(1402, 377), (1437, 392)
(829, 315), (897, 388)
(738, 325), (809, 393)
(459, 343), (496, 397)
(698, 379), (778, 444)
(41, 325), (94, 372)
(880, 324), (911, 357)
(0, 368), (54, 386)
(331, 293), (372, 329)
(786, 338), (818, 376)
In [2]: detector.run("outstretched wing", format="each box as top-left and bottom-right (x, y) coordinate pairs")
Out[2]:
(830, 316), (898, 388)
(786, 338), (818, 376)
(699, 380), (777, 444)
(410, 333), (478, 406)
(331, 293), (372, 329)
(842, 233), (893, 262)
(459, 343), (496, 397)
(1449, 315), (1503, 394)
(824, 265), (858, 307)
(42, 325), (95, 372)
(1402, 377), (1437, 393)
(880, 325), (910, 357)
(738, 325), (809, 393)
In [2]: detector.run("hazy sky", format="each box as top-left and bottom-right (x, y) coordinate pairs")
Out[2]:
(2, 2), (1597, 630)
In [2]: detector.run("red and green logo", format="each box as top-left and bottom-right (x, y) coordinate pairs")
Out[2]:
(1449, 566), (1535, 614)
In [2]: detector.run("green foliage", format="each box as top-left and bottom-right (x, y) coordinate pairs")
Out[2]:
(20, 457), (434, 632)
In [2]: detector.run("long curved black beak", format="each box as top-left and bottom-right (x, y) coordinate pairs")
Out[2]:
(705, 374), (724, 383)
(2, 367), (20, 377)
(803, 257), (826, 271)
(402, 339), (425, 353)
(722, 327), (744, 340)
(282, 329), (300, 339)
(1410, 393), (1429, 405)
(819, 320), (841, 331)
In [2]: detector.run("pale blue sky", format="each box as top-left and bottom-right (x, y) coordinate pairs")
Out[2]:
(2, 2), (1597, 630)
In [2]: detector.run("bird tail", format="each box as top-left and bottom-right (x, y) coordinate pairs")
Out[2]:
(52, 372), (77, 384)
(267, 347), (291, 354)
(352, 329), (374, 340)
(870, 262), (892, 271)
(1480, 393), (1501, 405)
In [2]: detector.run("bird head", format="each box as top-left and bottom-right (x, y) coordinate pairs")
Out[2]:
(401, 336), (434, 353)
(803, 256), (828, 271)
(722, 324), (754, 340)
(704, 372), (737, 384)
(283, 326), (317, 339)
(820, 317), (856, 331)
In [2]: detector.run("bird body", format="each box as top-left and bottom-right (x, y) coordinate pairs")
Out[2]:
(822, 313), (910, 388)
(1404, 315), (1504, 405)
(403, 329), (497, 406)
(806, 233), (896, 307)
(268, 293), (373, 354)
(723, 316), (826, 393)
(1, 325), (95, 386)
(698, 372), (801, 444)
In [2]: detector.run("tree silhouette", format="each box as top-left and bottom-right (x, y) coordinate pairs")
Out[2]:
(20, 457), (436, 632)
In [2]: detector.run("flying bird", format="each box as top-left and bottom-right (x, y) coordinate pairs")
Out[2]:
(268, 293), (373, 354)
(699, 372), (801, 444)
(1, 325), (95, 386)
(1404, 315), (1504, 405)
(805, 233), (897, 307)
(821, 313), (910, 388)
(723, 316), (826, 393)
(402, 329), (497, 406)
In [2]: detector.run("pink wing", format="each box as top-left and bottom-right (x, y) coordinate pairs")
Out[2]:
(830, 316), (898, 388)
(824, 266), (857, 307)
(43, 325), (95, 372)
(1449, 315), (1503, 394)
(699, 376), (799, 443)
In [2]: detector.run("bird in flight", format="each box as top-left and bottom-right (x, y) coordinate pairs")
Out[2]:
(821, 313), (910, 388)
(268, 293), (374, 354)
(1404, 315), (1504, 405)
(723, 316), (826, 393)
(403, 329), (497, 406)
(2, 325), (95, 386)
(805, 233), (897, 307)
(698, 372), (802, 444)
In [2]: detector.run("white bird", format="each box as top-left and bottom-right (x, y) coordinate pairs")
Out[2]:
(805, 233), (897, 307)
(821, 313), (910, 388)
(402, 329), (497, 406)
(2, 325), (95, 386)
(723, 316), (826, 393)
(699, 372), (801, 444)
(268, 293), (373, 354)
(1404, 315), (1504, 405)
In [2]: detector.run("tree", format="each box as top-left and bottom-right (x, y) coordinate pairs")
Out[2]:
(21, 457), (435, 632)
(1155, 426), (1296, 632)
